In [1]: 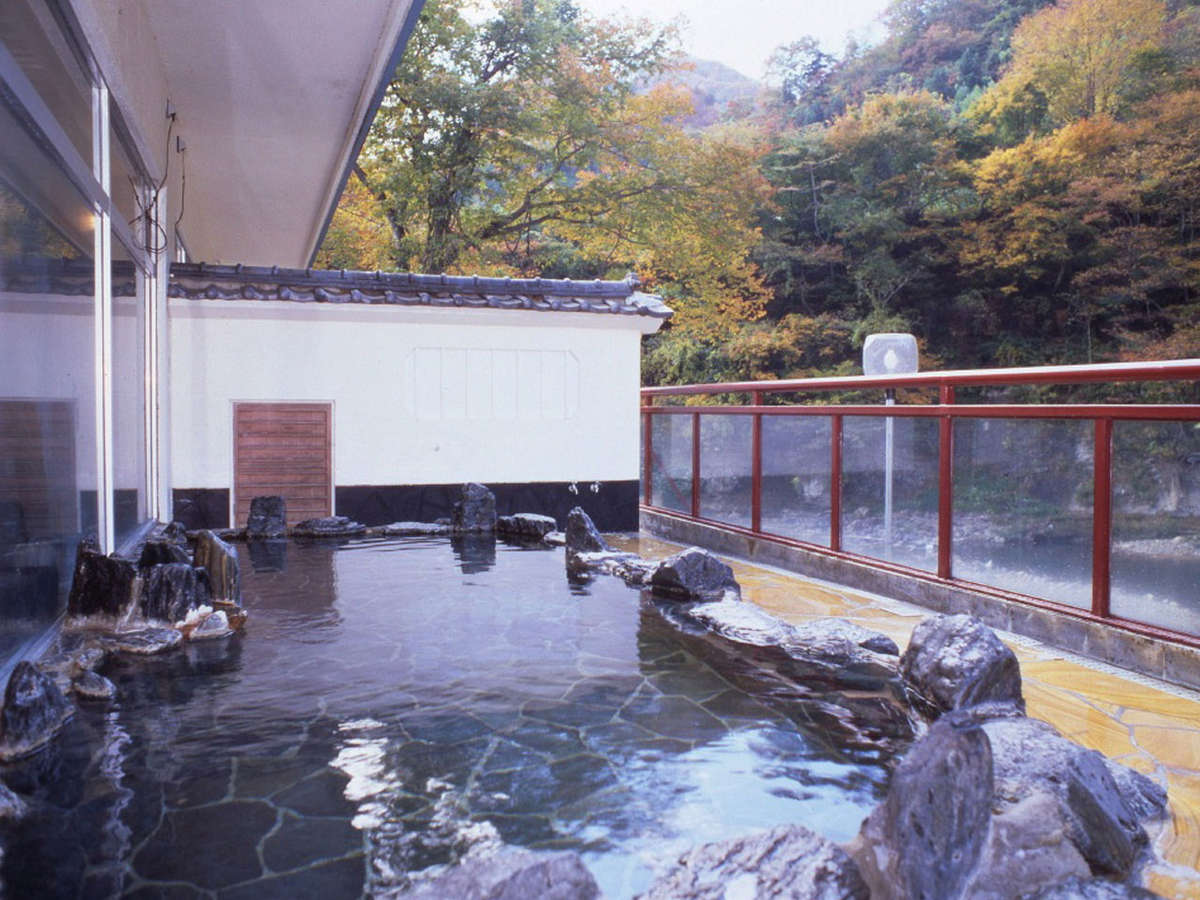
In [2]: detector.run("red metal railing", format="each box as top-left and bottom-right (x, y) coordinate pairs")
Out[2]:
(641, 359), (1200, 646)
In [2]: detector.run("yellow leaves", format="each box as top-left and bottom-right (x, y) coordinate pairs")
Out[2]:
(313, 176), (397, 272)
(1004, 0), (1167, 123)
(973, 116), (1127, 206)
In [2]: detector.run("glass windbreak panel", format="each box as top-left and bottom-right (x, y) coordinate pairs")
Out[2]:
(0, 0), (92, 163)
(110, 108), (147, 242)
(0, 117), (97, 660)
(699, 415), (752, 528)
(761, 415), (831, 545)
(952, 419), (1092, 609)
(1110, 421), (1200, 634)
(841, 416), (938, 570)
(112, 262), (146, 544)
(650, 414), (692, 514)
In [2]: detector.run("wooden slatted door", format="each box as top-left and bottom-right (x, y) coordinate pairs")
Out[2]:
(233, 403), (331, 528)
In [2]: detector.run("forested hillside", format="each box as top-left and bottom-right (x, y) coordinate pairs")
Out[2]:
(318, 0), (1200, 385)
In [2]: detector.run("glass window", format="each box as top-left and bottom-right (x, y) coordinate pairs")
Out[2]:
(0, 95), (97, 660)
(0, 0), (92, 164)
(111, 261), (146, 544)
(110, 105), (149, 249)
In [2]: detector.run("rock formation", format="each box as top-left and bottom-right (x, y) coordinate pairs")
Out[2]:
(0, 662), (75, 761)
(246, 495), (287, 537)
(900, 614), (1024, 716)
(648, 547), (741, 602)
(639, 825), (869, 899)
(292, 516), (367, 538)
(66, 542), (136, 618)
(194, 530), (240, 603)
(452, 483), (497, 533)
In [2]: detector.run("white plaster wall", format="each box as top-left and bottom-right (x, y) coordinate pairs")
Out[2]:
(169, 301), (653, 491)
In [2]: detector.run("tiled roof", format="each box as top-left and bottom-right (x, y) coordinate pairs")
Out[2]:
(168, 263), (673, 319)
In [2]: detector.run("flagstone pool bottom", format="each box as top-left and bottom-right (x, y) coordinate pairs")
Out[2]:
(0, 537), (895, 898)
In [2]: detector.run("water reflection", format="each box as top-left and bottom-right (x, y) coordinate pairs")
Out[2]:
(247, 537), (288, 573)
(0, 539), (898, 898)
(451, 533), (496, 573)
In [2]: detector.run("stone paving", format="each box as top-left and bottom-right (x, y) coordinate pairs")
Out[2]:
(615, 534), (1200, 899)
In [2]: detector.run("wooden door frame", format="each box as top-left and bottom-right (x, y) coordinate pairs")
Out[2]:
(230, 400), (335, 528)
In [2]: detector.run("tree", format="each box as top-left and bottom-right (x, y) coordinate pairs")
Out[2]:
(325, 0), (770, 340)
(1005, 0), (1168, 123)
(767, 37), (839, 124)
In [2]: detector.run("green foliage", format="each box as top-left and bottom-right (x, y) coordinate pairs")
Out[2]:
(324, 0), (1200, 390)
(759, 0), (1200, 374)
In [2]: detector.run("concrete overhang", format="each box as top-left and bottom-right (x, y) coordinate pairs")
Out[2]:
(140, 0), (421, 267)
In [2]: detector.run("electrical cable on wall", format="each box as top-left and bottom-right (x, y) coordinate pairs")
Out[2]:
(129, 109), (179, 259)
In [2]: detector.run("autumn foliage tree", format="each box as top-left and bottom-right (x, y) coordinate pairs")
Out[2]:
(318, 0), (769, 341)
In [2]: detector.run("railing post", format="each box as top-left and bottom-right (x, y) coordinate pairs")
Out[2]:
(751, 390), (763, 533)
(1092, 418), (1113, 618)
(830, 414), (842, 551)
(691, 411), (701, 519)
(642, 396), (653, 507)
(937, 385), (955, 579)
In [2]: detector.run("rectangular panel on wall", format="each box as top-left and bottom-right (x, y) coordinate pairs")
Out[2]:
(0, 400), (77, 539)
(233, 402), (331, 528)
(407, 348), (579, 421)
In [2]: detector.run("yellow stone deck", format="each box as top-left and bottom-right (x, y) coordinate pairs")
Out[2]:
(617, 536), (1200, 898)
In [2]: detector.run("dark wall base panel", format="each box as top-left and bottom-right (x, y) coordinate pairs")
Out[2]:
(337, 481), (640, 532)
(173, 482), (639, 532)
(172, 489), (231, 531)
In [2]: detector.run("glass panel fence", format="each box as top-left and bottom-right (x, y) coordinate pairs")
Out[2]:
(841, 416), (938, 571)
(952, 419), (1092, 609)
(0, 96), (97, 660)
(761, 415), (831, 546)
(649, 414), (692, 515)
(1110, 420), (1200, 634)
(699, 415), (752, 528)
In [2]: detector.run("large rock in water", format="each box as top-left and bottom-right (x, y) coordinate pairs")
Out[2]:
(246, 495), (286, 537)
(141, 563), (211, 623)
(981, 716), (1164, 879)
(0, 662), (75, 761)
(292, 516), (367, 538)
(194, 530), (240, 603)
(66, 541), (136, 618)
(496, 513), (557, 539)
(137, 538), (191, 569)
(649, 547), (741, 602)
(681, 603), (900, 690)
(452, 483), (497, 533)
(852, 716), (995, 900)
(900, 614), (1024, 716)
(638, 824), (869, 900)
(565, 507), (609, 553)
(398, 849), (599, 900)
(98, 626), (182, 655)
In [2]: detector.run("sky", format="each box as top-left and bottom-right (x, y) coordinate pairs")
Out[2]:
(575, 0), (891, 81)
